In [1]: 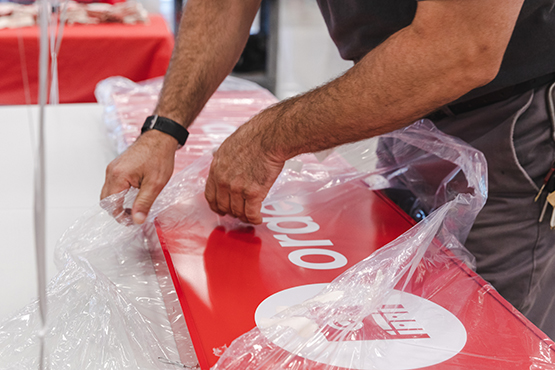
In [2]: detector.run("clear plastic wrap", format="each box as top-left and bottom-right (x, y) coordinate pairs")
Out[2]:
(152, 121), (553, 370)
(94, 75), (278, 173)
(0, 76), (278, 368)
(0, 201), (191, 369)
(1, 74), (553, 369)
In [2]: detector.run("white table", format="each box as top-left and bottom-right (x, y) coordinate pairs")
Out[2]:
(0, 103), (116, 322)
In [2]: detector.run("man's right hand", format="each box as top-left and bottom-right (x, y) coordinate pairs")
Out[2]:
(101, 130), (177, 225)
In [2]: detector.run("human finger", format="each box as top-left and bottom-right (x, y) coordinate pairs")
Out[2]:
(244, 197), (263, 225)
(205, 175), (226, 216)
(229, 190), (246, 220)
(131, 179), (165, 224)
(215, 182), (232, 215)
(100, 175), (132, 222)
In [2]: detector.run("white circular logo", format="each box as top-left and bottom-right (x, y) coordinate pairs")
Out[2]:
(255, 284), (467, 370)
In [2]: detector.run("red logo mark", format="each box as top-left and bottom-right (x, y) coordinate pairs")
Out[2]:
(323, 304), (430, 342)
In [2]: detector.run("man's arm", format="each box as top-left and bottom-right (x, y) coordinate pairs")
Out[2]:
(100, 0), (261, 224)
(205, 0), (525, 224)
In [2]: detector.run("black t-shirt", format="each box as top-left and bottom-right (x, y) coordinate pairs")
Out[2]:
(316, 0), (555, 102)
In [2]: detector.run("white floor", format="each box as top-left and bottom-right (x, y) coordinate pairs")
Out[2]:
(0, 104), (115, 321)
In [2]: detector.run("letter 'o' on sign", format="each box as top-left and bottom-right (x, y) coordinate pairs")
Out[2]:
(288, 248), (348, 270)
(264, 216), (320, 234)
(261, 201), (304, 216)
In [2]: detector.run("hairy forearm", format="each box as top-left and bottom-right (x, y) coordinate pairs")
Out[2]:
(154, 0), (261, 127)
(250, 0), (523, 162)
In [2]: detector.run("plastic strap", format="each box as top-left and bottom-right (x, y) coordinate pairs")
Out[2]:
(141, 115), (189, 148)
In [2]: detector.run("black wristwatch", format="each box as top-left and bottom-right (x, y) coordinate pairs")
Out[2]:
(141, 115), (189, 149)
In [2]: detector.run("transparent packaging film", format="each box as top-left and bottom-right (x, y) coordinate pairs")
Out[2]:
(94, 75), (278, 173)
(150, 120), (555, 369)
(2, 72), (553, 369)
(206, 122), (555, 370)
(0, 76), (275, 369)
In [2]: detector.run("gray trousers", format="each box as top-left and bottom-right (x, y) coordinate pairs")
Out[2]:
(435, 83), (555, 338)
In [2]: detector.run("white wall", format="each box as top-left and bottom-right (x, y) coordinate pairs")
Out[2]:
(275, 0), (352, 99)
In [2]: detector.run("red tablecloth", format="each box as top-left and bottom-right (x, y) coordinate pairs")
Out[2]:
(0, 15), (174, 105)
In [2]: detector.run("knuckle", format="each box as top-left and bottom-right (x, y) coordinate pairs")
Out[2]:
(106, 162), (120, 177)
(144, 175), (169, 192)
(242, 187), (260, 200)
(216, 178), (230, 191)
(149, 180), (166, 194)
(229, 184), (243, 196)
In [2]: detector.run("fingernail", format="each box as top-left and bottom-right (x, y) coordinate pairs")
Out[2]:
(133, 212), (147, 224)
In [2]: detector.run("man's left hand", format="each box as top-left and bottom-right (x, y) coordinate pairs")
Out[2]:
(205, 119), (285, 224)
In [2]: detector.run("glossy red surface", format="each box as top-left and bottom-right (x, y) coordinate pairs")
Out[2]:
(155, 185), (555, 369)
(155, 182), (417, 368)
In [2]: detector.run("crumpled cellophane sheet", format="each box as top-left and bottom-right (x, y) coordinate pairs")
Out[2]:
(95, 75), (279, 174)
(203, 121), (555, 370)
(0, 193), (189, 368)
(1, 73), (553, 369)
(0, 76), (277, 369)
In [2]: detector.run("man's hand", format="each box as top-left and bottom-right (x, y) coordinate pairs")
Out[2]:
(205, 120), (285, 224)
(101, 130), (177, 224)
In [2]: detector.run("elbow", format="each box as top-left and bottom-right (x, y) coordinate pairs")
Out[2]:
(452, 41), (504, 91)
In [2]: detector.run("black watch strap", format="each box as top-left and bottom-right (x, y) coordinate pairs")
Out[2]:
(141, 115), (189, 148)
